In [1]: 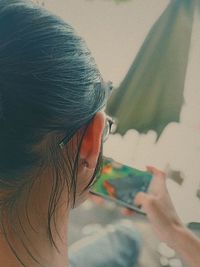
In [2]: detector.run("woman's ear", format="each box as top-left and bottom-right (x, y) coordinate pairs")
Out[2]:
(80, 112), (105, 169)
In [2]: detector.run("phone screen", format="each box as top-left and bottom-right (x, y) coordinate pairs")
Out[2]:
(90, 156), (152, 215)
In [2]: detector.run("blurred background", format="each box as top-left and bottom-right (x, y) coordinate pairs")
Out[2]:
(34, 1), (200, 266)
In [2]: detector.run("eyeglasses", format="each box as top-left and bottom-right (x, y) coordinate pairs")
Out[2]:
(59, 114), (117, 149)
(102, 115), (117, 143)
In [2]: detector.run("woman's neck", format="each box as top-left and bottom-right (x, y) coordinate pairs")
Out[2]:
(0, 171), (70, 267)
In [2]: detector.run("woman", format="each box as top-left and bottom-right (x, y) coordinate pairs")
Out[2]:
(0, 1), (199, 267)
(0, 0), (110, 265)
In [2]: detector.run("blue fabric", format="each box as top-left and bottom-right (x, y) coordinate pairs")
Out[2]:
(69, 222), (141, 267)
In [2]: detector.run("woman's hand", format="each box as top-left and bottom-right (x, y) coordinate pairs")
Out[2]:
(136, 166), (200, 267)
(134, 166), (184, 248)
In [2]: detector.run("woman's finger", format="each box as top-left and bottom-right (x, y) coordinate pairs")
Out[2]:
(120, 208), (135, 216)
(89, 194), (105, 204)
(146, 166), (166, 178)
(134, 192), (148, 206)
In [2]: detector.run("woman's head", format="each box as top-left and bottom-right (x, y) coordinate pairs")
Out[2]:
(0, 0), (111, 264)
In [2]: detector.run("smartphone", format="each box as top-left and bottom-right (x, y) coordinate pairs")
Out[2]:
(90, 156), (153, 215)
(187, 222), (200, 238)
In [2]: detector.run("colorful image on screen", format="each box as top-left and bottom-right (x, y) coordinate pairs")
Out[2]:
(91, 157), (152, 207)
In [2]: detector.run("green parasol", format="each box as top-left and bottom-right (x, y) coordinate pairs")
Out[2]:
(106, 0), (199, 138)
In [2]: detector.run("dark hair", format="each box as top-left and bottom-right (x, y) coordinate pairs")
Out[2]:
(0, 0), (109, 265)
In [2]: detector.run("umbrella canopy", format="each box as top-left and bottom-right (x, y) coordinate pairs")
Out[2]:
(106, 0), (199, 138)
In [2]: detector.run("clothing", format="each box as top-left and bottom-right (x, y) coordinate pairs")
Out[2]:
(69, 221), (141, 267)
